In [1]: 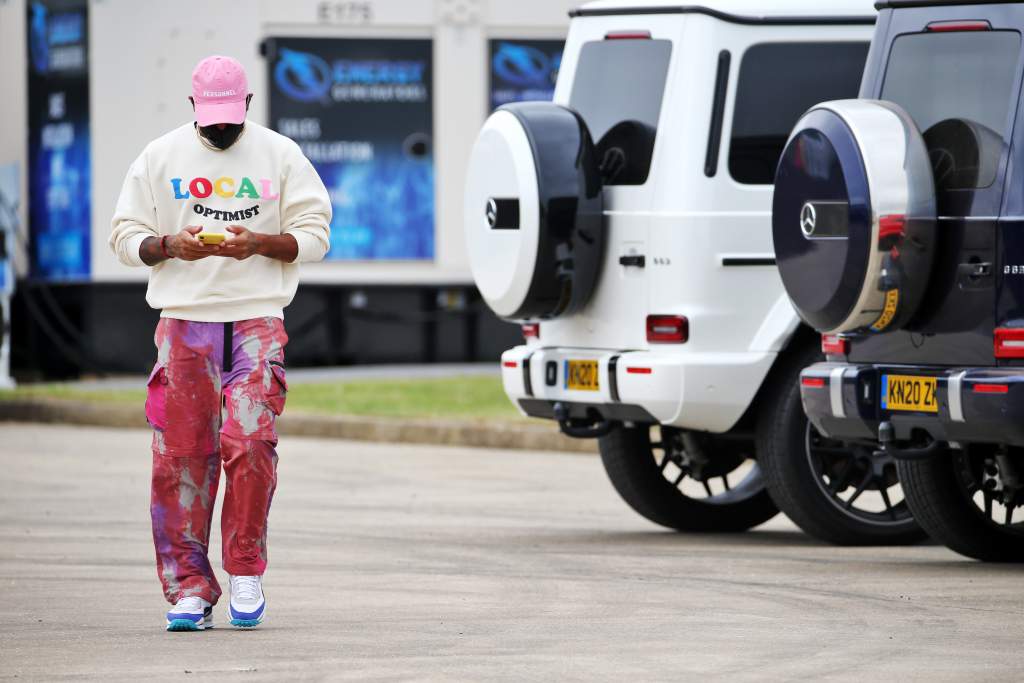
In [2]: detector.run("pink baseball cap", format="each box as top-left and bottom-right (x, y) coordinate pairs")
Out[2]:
(191, 55), (248, 126)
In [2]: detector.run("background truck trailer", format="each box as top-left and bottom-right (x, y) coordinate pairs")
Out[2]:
(0, 0), (574, 377)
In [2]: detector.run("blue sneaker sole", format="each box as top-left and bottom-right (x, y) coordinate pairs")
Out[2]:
(167, 619), (203, 632)
(230, 618), (261, 628)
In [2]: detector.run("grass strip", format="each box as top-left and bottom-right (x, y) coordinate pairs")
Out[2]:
(0, 375), (522, 421)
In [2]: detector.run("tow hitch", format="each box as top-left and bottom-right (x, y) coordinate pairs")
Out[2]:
(553, 402), (614, 439)
(876, 421), (942, 460)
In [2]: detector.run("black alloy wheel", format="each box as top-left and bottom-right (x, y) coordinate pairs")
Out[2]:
(598, 424), (778, 533)
(898, 447), (1024, 562)
(758, 342), (925, 545)
(806, 425), (916, 529)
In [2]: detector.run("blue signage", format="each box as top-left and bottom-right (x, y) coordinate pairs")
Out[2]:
(0, 164), (17, 296)
(489, 40), (564, 111)
(27, 0), (91, 281)
(268, 38), (434, 261)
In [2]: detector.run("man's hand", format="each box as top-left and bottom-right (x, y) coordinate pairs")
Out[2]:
(168, 226), (220, 261)
(216, 226), (299, 263)
(217, 225), (261, 261)
(139, 226), (218, 265)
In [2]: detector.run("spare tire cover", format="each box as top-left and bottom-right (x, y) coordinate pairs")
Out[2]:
(773, 99), (936, 335)
(464, 102), (604, 320)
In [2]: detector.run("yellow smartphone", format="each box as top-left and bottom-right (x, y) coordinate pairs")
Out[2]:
(197, 232), (226, 245)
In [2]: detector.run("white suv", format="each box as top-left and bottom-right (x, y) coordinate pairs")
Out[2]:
(465, 0), (922, 544)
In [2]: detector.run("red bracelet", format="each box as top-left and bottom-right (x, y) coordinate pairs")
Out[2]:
(160, 235), (173, 259)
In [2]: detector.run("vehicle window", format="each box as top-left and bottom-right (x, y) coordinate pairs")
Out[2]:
(568, 39), (672, 186)
(729, 42), (869, 185)
(881, 31), (1021, 190)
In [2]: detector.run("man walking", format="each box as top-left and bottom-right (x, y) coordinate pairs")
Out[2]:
(109, 55), (331, 631)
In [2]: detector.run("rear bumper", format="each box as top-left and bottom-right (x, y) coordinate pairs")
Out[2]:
(801, 362), (1024, 447)
(500, 345), (776, 431)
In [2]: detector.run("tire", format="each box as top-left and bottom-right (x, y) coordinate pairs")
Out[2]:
(598, 424), (778, 533)
(757, 343), (925, 545)
(898, 452), (1024, 562)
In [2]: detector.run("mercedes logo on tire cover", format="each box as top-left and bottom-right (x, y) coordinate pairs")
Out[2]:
(485, 198), (498, 228)
(800, 202), (817, 237)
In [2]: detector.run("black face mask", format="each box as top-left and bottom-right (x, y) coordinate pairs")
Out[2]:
(198, 123), (244, 150)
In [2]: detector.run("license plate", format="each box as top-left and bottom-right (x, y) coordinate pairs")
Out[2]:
(881, 374), (938, 413)
(565, 360), (600, 392)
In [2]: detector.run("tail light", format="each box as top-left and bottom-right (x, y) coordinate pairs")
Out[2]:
(974, 383), (1009, 394)
(605, 30), (652, 40)
(878, 214), (906, 240)
(994, 328), (1024, 358)
(927, 20), (991, 32)
(821, 334), (849, 356)
(647, 315), (688, 343)
(521, 323), (539, 340)
(801, 377), (826, 388)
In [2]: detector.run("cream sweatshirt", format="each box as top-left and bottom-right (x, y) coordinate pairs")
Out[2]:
(109, 121), (331, 322)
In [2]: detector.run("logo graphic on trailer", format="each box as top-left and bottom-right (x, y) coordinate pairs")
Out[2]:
(274, 47), (428, 104)
(492, 43), (560, 87)
(274, 48), (332, 103)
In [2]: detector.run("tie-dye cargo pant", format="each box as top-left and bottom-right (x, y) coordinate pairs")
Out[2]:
(145, 316), (288, 606)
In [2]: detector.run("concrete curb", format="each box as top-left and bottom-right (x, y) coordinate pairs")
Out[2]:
(0, 399), (596, 454)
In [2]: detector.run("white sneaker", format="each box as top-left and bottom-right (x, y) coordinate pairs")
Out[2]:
(166, 596), (213, 631)
(228, 575), (266, 628)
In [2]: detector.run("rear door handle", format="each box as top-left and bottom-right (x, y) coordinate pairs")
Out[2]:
(619, 255), (645, 268)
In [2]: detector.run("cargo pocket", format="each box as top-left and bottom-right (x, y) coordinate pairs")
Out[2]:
(144, 364), (168, 431)
(266, 361), (287, 417)
(222, 360), (287, 441)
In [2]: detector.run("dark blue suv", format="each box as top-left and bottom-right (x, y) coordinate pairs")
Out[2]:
(773, 0), (1024, 561)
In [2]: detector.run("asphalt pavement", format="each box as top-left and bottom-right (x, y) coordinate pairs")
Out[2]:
(1, 423), (1022, 681)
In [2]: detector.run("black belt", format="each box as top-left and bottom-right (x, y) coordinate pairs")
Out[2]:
(223, 322), (234, 373)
